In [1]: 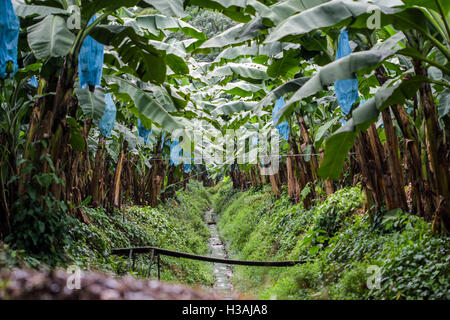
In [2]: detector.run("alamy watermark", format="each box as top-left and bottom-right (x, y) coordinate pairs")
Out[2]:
(366, 8), (381, 30)
(366, 265), (381, 290)
(169, 128), (281, 175)
(66, 265), (82, 290)
(67, 5), (81, 30)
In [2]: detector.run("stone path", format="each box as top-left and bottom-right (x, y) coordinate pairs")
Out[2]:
(205, 208), (234, 298)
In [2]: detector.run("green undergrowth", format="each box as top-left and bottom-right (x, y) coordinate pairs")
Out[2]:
(1, 181), (214, 287)
(212, 182), (450, 300)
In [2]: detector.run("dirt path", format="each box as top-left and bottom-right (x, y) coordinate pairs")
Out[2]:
(205, 208), (234, 299)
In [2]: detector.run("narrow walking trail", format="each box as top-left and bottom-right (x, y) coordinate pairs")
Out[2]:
(205, 208), (234, 298)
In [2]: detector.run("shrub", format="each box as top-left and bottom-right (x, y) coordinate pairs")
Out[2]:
(371, 213), (450, 300)
(214, 183), (449, 300)
(330, 262), (371, 299)
(5, 168), (71, 266)
(7, 182), (215, 286)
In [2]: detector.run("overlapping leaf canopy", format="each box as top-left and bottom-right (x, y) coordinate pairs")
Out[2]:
(12, 0), (449, 177)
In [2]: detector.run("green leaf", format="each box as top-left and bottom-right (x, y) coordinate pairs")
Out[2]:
(222, 81), (266, 98)
(27, 15), (75, 60)
(211, 101), (258, 117)
(315, 118), (338, 143)
(265, 0), (402, 43)
(267, 49), (301, 79)
(208, 63), (269, 83)
(166, 54), (189, 75)
(75, 87), (106, 122)
(318, 121), (357, 179)
(113, 123), (142, 151)
(213, 42), (293, 64)
(186, 0), (262, 23)
(66, 117), (86, 151)
(38, 221), (45, 233)
(275, 32), (405, 123)
(142, 82), (177, 112)
(136, 14), (205, 39)
(352, 77), (426, 130)
(402, 0), (450, 17)
(105, 75), (184, 133)
(14, 4), (68, 18)
(90, 24), (167, 84)
(259, 0), (330, 26)
(309, 245), (320, 255)
(81, 0), (140, 21)
(214, 45), (259, 62)
(257, 77), (310, 111)
(140, 0), (187, 18)
(199, 20), (265, 50)
(437, 88), (450, 118)
(80, 196), (92, 207)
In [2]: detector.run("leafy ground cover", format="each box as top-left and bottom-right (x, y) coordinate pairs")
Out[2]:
(212, 182), (450, 300)
(1, 182), (214, 287)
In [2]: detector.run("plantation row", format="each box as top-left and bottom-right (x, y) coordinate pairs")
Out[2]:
(0, 0), (449, 262)
(211, 182), (449, 299)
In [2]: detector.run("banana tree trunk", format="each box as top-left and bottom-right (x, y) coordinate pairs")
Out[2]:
(297, 115), (319, 179)
(319, 149), (334, 195)
(381, 108), (408, 212)
(414, 62), (450, 232)
(269, 173), (280, 195)
(149, 161), (159, 207)
(91, 137), (105, 208)
(23, 55), (77, 209)
(258, 164), (266, 184)
(289, 137), (312, 208)
(374, 67), (409, 212)
(391, 104), (432, 217)
(230, 169), (240, 189)
(182, 171), (188, 190)
(249, 165), (259, 188)
(113, 140), (128, 209)
(0, 160), (11, 238)
(286, 155), (300, 202)
(355, 130), (384, 209)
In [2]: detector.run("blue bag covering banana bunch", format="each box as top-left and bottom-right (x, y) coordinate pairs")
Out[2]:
(272, 97), (290, 141)
(78, 15), (104, 89)
(334, 29), (359, 116)
(0, 0), (19, 79)
(137, 119), (152, 144)
(28, 76), (38, 87)
(99, 93), (117, 137)
(170, 139), (191, 173)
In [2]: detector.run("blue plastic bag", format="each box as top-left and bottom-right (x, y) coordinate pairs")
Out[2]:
(181, 147), (192, 174)
(170, 139), (191, 173)
(137, 119), (152, 144)
(170, 139), (182, 165)
(272, 97), (290, 141)
(0, 0), (19, 79)
(99, 93), (116, 137)
(79, 15), (104, 88)
(334, 29), (359, 115)
(29, 76), (38, 87)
